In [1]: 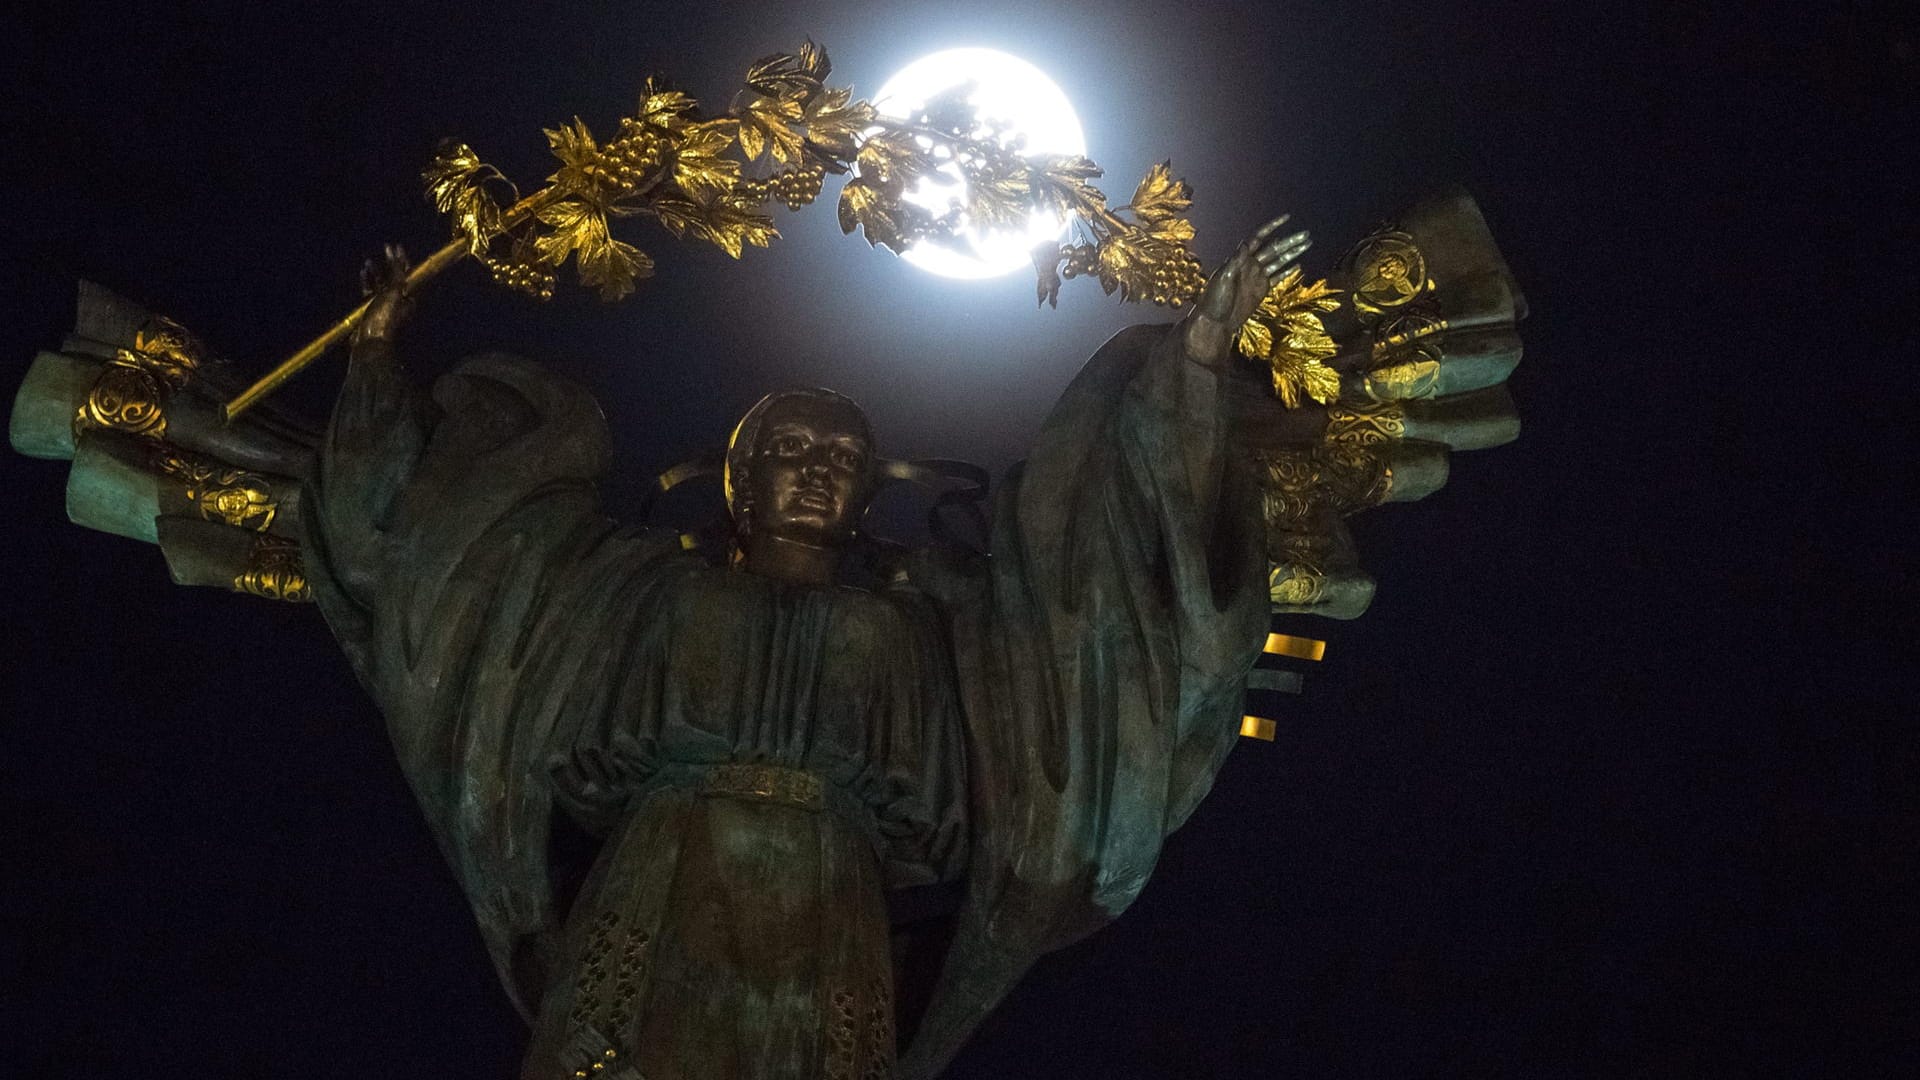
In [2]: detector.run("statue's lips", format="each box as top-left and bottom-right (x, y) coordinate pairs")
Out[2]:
(792, 489), (835, 514)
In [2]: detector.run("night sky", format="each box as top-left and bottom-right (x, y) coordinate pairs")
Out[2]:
(2, 2), (1912, 1076)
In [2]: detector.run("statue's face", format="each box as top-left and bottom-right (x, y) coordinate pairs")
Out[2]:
(745, 395), (873, 547)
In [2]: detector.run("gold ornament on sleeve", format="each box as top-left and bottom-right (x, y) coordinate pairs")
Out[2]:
(1324, 403), (1407, 445)
(1347, 232), (1429, 316)
(233, 534), (312, 603)
(75, 316), (204, 440)
(153, 450), (279, 532)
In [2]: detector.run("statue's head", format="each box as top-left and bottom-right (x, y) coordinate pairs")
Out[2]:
(724, 388), (876, 554)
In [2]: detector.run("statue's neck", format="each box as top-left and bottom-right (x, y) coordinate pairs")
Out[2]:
(741, 532), (838, 586)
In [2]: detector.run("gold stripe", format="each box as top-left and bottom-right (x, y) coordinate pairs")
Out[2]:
(1240, 715), (1277, 741)
(1264, 633), (1326, 661)
(656, 459), (708, 491)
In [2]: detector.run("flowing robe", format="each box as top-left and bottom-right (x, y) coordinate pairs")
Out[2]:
(303, 322), (1269, 1078)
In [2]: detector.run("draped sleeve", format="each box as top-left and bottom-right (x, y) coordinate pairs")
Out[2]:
(902, 323), (1271, 1076)
(301, 342), (686, 1019)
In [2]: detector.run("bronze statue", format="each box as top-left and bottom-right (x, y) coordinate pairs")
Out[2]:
(7, 35), (1526, 1070)
(10, 187), (1523, 1076)
(10, 191), (1521, 1079)
(294, 218), (1309, 1080)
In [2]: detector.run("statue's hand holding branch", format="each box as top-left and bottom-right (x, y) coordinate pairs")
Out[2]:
(1182, 214), (1311, 368)
(352, 244), (414, 347)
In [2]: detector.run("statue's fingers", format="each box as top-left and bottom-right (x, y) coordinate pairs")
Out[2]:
(1255, 231), (1311, 274)
(1249, 212), (1293, 250)
(384, 243), (413, 284)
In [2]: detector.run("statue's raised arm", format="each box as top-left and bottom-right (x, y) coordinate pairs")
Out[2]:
(303, 245), (689, 1025)
(897, 217), (1313, 1077)
(902, 194), (1524, 1076)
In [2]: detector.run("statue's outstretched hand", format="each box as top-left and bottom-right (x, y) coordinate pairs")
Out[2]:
(352, 244), (413, 346)
(1182, 214), (1311, 367)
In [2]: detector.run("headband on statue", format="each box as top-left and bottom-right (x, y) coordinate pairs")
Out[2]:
(641, 416), (989, 564)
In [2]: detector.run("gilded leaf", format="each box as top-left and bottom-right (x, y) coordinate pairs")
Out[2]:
(1034, 155), (1106, 218)
(1270, 352), (1342, 408)
(451, 187), (503, 255)
(672, 118), (741, 203)
(1235, 317), (1273, 360)
(855, 130), (938, 187)
(745, 46), (826, 102)
(1096, 229), (1151, 299)
(738, 92), (806, 164)
(803, 86), (875, 158)
(1237, 265), (1345, 407)
(577, 237), (652, 301)
(838, 179), (916, 253)
(964, 159), (1033, 229)
(647, 195), (704, 239)
(1094, 225), (1193, 302)
(424, 142), (508, 255)
(637, 80), (696, 131)
(798, 40), (830, 81)
(1147, 215), (1196, 244)
(688, 195), (779, 259)
(423, 141), (484, 213)
(1125, 161), (1192, 223)
(1256, 266), (1343, 319)
(544, 116), (602, 194)
(531, 199), (609, 267)
(1303, 360), (1341, 403)
(545, 117), (597, 168)
(1042, 155), (1102, 182)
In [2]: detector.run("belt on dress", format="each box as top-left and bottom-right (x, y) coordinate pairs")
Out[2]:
(624, 761), (882, 856)
(699, 762), (826, 811)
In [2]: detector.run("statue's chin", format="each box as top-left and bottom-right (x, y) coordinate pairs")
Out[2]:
(762, 512), (849, 549)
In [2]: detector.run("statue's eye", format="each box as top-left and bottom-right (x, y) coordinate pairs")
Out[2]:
(830, 446), (864, 470)
(771, 433), (806, 456)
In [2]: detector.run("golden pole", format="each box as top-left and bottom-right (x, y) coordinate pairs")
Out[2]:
(220, 189), (559, 424)
(220, 238), (465, 423)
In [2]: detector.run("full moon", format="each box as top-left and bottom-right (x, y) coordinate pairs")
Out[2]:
(871, 48), (1087, 280)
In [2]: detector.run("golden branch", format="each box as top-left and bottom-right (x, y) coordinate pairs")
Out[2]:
(224, 40), (1334, 421)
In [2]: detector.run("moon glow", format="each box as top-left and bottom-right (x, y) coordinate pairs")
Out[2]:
(871, 48), (1087, 280)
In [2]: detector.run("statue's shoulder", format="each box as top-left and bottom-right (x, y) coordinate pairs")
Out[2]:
(436, 351), (605, 422)
(422, 351), (612, 481)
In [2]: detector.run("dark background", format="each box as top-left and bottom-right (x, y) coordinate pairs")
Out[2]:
(2, 1), (1913, 1076)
